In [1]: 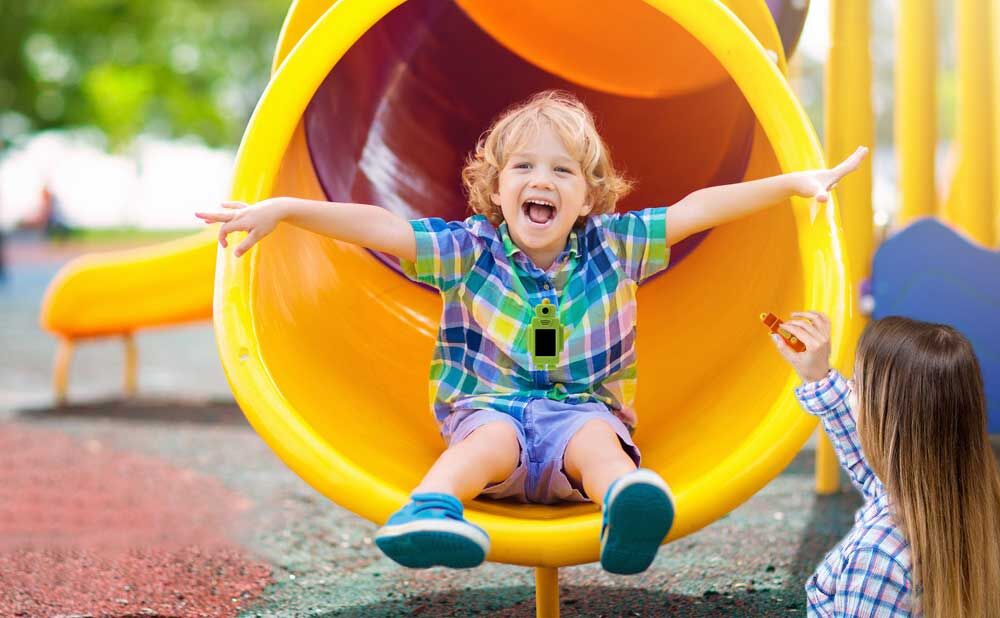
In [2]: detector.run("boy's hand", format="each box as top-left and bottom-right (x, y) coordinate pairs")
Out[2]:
(195, 199), (285, 257)
(795, 146), (869, 203)
(771, 311), (832, 383)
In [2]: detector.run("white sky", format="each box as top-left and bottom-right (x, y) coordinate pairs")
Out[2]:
(0, 132), (233, 231)
(798, 0), (830, 62)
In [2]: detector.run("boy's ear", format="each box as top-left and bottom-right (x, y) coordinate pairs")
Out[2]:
(490, 192), (501, 207)
(581, 193), (595, 216)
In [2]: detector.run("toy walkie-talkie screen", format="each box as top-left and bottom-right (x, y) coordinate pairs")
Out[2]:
(535, 329), (556, 356)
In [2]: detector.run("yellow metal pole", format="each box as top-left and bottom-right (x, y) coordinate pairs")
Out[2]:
(951, 0), (995, 245)
(820, 0), (873, 495)
(895, 0), (937, 228)
(53, 338), (74, 406)
(123, 333), (138, 398)
(535, 566), (559, 618)
(992, 0), (1000, 245)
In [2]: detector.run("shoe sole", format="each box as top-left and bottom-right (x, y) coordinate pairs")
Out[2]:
(375, 519), (489, 569)
(600, 470), (675, 575)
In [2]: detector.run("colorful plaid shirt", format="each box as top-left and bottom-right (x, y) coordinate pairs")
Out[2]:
(400, 207), (669, 427)
(795, 370), (914, 617)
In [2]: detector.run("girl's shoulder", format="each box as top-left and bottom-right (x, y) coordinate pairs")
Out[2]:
(842, 515), (912, 576)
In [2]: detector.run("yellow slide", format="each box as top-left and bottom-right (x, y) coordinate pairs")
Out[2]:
(213, 0), (852, 569)
(40, 231), (216, 338)
(43, 0), (853, 569)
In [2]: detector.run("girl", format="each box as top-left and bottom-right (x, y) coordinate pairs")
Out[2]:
(198, 91), (865, 575)
(774, 312), (1000, 617)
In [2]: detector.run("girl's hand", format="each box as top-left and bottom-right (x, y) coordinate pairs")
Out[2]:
(195, 199), (285, 257)
(795, 146), (869, 203)
(771, 311), (832, 383)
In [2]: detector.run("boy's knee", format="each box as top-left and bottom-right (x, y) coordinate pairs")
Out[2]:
(567, 419), (630, 466)
(574, 418), (620, 444)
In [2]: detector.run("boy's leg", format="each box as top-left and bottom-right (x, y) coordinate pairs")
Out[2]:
(564, 418), (674, 575)
(412, 420), (521, 503)
(563, 419), (637, 504)
(375, 419), (521, 569)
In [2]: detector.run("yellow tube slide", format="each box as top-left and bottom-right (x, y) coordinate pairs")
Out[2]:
(212, 0), (852, 568)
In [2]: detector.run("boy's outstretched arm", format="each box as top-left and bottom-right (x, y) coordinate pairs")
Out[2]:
(196, 197), (416, 261)
(665, 146), (868, 246)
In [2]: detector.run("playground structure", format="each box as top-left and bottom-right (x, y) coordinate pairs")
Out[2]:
(38, 1), (1000, 616)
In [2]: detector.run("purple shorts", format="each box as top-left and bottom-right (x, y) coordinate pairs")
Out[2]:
(440, 399), (641, 505)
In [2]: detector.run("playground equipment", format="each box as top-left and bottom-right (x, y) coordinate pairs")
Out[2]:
(213, 0), (850, 614)
(40, 233), (215, 402)
(876, 0), (1000, 433)
(869, 219), (1000, 431)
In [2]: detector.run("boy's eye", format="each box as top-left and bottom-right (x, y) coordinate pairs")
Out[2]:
(555, 167), (572, 174)
(514, 162), (531, 169)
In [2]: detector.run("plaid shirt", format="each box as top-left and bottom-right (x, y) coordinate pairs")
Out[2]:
(795, 370), (914, 617)
(400, 207), (669, 427)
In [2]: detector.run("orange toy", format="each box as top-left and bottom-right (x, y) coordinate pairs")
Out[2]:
(760, 312), (807, 353)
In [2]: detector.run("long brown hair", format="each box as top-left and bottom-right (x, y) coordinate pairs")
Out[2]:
(855, 317), (1000, 617)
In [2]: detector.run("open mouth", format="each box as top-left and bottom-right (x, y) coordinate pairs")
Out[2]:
(522, 199), (557, 227)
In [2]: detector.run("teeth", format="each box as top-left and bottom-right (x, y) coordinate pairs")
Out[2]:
(524, 199), (555, 208)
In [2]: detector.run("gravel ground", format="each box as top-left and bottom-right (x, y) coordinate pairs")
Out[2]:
(2, 237), (870, 616)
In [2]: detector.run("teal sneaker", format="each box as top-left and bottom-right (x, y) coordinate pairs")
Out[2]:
(374, 493), (489, 569)
(600, 468), (675, 574)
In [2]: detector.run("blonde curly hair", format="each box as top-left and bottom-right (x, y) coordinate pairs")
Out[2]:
(461, 90), (633, 228)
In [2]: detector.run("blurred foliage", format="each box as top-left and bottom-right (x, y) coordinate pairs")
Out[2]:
(0, 0), (289, 150)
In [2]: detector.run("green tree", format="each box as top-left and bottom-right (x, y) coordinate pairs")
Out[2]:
(0, 0), (288, 150)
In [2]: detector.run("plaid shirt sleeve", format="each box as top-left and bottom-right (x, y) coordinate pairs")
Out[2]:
(833, 547), (912, 617)
(399, 217), (481, 292)
(795, 370), (880, 501)
(597, 206), (670, 283)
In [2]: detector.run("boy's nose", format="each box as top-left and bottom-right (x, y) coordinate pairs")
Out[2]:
(529, 173), (555, 189)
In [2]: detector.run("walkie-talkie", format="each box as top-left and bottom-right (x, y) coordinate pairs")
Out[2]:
(529, 298), (563, 368)
(760, 312), (807, 353)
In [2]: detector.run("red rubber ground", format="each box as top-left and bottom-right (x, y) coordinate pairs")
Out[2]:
(0, 425), (272, 616)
